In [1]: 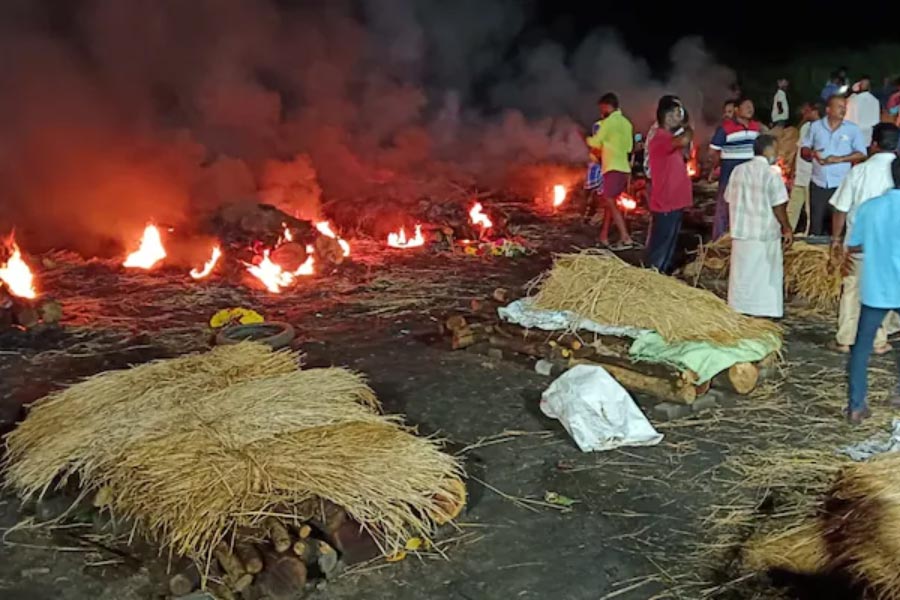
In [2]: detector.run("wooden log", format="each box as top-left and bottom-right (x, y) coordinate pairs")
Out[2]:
(445, 315), (468, 332)
(297, 524), (312, 540)
(292, 539), (315, 563)
(316, 540), (340, 578)
(168, 564), (200, 596)
(568, 359), (697, 405)
(487, 335), (549, 358)
(214, 542), (246, 580)
(492, 288), (510, 303)
(714, 362), (760, 395)
(12, 302), (38, 328)
(37, 299), (63, 325)
(451, 327), (490, 350)
(207, 580), (236, 600)
(258, 553), (308, 600)
(264, 517), (293, 553)
(235, 543), (264, 575)
(225, 572), (254, 593)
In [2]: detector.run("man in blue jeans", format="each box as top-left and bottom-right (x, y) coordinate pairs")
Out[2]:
(846, 157), (900, 424)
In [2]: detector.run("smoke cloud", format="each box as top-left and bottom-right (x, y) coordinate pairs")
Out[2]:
(0, 0), (735, 255)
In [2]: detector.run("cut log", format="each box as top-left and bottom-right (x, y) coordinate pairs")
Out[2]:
(487, 335), (549, 358)
(225, 572), (254, 593)
(292, 539), (315, 563)
(168, 564), (200, 596)
(492, 288), (510, 303)
(326, 520), (381, 566)
(264, 517), (293, 553)
(259, 553), (308, 599)
(451, 326), (489, 350)
(316, 541), (340, 578)
(568, 359), (697, 405)
(206, 581), (236, 600)
(235, 543), (264, 574)
(297, 524), (312, 540)
(714, 362), (760, 395)
(214, 542), (246, 580)
(37, 299), (63, 325)
(445, 315), (468, 332)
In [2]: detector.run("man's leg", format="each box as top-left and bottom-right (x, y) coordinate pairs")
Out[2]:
(848, 305), (890, 416)
(602, 196), (631, 244)
(808, 184), (826, 236)
(787, 185), (808, 231)
(712, 185), (728, 240)
(600, 171), (631, 245)
(837, 257), (889, 350)
(660, 210), (683, 274)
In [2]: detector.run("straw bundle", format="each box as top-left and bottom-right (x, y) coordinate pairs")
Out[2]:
(531, 250), (781, 345)
(783, 242), (842, 311)
(4, 342), (299, 500)
(743, 521), (829, 575)
(820, 453), (900, 598)
(3, 344), (464, 565)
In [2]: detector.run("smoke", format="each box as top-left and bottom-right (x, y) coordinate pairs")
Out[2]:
(0, 0), (735, 254)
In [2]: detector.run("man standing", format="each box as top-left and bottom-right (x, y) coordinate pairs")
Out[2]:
(726, 135), (793, 318)
(723, 99), (736, 122)
(821, 72), (843, 102)
(585, 93), (635, 250)
(829, 123), (899, 354)
(771, 79), (790, 127)
(709, 97), (762, 240)
(846, 76), (881, 146)
(845, 158), (900, 424)
(646, 96), (693, 274)
(800, 95), (867, 236)
(787, 102), (821, 232)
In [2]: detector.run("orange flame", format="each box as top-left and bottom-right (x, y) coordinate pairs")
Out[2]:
(772, 158), (789, 185)
(686, 146), (699, 178)
(469, 202), (492, 232)
(387, 224), (425, 248)
(315, 221), (350, 257)
(245, 244), (315, 293)
(190, 246), (221, 280)
(124, 224), (166, 269)
(0, 237), (37, 299)
(552, 184), (567, 208)
(617, 193), (637, 212)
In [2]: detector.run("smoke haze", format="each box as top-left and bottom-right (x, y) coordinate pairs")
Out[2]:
(0, 0), (735, 254)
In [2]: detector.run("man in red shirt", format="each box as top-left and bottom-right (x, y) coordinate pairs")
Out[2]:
(646, 96), (694, 273)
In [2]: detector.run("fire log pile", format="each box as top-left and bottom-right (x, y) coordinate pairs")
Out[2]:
(0, 236), (62, 331)
(442, 288), (774, 405)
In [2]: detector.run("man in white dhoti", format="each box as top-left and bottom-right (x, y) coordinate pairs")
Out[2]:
(726, 134), (794, 318)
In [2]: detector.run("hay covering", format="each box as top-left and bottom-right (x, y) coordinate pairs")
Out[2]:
(531, 250), (781, 345)
(3, 342), (464, 564)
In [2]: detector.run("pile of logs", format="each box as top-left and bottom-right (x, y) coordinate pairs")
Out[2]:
(442, 289), (772, 405)
(163, 498), (380, 599)
(0, 289), (62, 331)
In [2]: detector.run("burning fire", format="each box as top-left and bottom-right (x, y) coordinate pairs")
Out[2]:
(686, 146), (699, 178)
(0, 237), (37, 299)
(387, 224), (425, 249)
(245, 246), (314, 294)
(772, 158), (789, 185)
(552, 184), (567, 208)
(469, 202), (493, 234)
(315, 221), (350, 257)
(190, 246), (222, 280)
(617, 193), (637, 212)
(124, 224), (167, 270)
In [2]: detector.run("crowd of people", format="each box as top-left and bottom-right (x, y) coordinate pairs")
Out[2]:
(582, 70), (900, 424)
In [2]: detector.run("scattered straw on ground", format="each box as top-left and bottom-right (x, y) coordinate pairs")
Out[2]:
(530, 250), (781, 345)
(3, 343), (464, 566)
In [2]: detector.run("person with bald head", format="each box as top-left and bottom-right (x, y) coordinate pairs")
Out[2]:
(799, 95), (867, 236)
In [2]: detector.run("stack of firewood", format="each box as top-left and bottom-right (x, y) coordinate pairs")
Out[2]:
(0, 289), (62, 331)
(442, 289), (773, 405)
(163, 499), (379, 599)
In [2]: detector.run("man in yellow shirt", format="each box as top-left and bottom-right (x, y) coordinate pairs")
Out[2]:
(586, 93), (636, 250)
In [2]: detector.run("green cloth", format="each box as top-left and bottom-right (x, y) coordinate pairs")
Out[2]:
(585, 110), (633, 174)
(629, 332), (781, 384)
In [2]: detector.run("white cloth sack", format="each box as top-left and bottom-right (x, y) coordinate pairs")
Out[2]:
(540, 364), (663, 452)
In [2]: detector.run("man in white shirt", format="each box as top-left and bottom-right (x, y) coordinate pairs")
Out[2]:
(726, 134), (794, 317)
(829, 123), (900, 352)
(787, 102), (821, 232)
(846, 76), (882, 147)
(771, 79), (789, 127)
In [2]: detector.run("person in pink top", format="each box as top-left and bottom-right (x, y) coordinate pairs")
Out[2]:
(646, 96), (694, 273)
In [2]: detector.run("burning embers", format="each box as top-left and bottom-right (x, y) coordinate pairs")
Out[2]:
(123, 225), (167, 270)
(387, 225), (425, 249)
(189, 246), (222, 280)
(0, 235), (37, 299)
(552, 184), (567, 208)
(469, 202), (493, 235)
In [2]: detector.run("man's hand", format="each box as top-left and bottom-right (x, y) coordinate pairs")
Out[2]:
(840, 252), (854, 277)
(822, 155), (841, 165)
(782, 226), (794, 248)
(829, 240), (845, 267)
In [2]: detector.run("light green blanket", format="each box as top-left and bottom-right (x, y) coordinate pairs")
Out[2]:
(629, 332), (781, 384)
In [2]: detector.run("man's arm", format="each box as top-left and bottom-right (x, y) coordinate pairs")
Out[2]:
(823, 127), (868, 165)
(708, 125), (725, 181)
(773, 203), (794, 247)
(671, 125), (694, 149)
(800, 122), (815, 162)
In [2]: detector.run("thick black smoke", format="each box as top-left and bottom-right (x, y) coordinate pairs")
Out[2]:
(0, 0), (734, 254)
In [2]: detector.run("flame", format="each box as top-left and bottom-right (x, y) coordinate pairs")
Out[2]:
(315, 221), (350, 257)
(617, 193), (637, 212)
(552, 184), (567, 208)
(469, 202), (492, 232)
(686, 146), (699, 178)
(190, 246), (221, 280)
(0, 237), (37, 299)
(387, 224), (425, 248)
(123, 224), (167, 269)
(283, 224), (293, 242)
(772, 158), (789, 184)
(245, 244), (315, 293)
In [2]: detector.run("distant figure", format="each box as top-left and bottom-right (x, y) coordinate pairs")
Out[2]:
(846, 76), (881, 146)
(646, 96), (693, 274)
(583, 120), (604, 213)
(787, 102), (821, 233)
(821, 71), (843, 102)
(725, 134), (793, 318)
(800, 95), (867, 236)
(722, 99), (736, 121)
(585, 93), (636, 250)
(887, 77), (900, 125)
(829, 123), (899, 354)
(709, 97), (762, 240)
(844, 158), (900, 424)
(771, 79), (790, 127)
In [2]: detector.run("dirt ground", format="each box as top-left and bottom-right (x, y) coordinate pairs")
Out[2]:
(1, 197), (895, 600)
